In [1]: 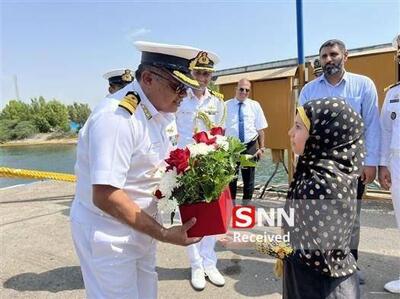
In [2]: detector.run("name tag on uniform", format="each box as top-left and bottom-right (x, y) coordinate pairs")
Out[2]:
(206, 110), (217, 115)
(204, 104), (217, 116)
(165, 123), (178, 146)
(390, 98), (399, 103)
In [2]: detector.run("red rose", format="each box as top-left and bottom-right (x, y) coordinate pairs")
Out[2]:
(192, 131), (216, 145)
(165, 148), (190, 174)
(154, 189), (164, 199)
(210, 127), (225, 136)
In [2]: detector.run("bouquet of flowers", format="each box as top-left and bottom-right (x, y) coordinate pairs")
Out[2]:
(256, 239), (293, 278)
(154, 127), (254, 215)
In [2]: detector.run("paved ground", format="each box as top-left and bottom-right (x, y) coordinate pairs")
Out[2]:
(0, 181), (399, 298)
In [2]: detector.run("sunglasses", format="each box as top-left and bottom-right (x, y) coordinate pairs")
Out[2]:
(149, 70), (187, 97)
(239, 87), (250, 93)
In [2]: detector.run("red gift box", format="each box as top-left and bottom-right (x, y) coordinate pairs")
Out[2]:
(179, 188), (233, 238)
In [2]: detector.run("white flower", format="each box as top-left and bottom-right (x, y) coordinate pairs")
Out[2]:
(187, 142), (215, 157)
(157, 168), (180, 199)
(158, 196), (178, 214)
(153, 165), (167, 179)
(215, 135), (229, 150)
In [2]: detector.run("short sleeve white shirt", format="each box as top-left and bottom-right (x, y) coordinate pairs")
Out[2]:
(176, 88), (226, 148)
(380, 84), (400, 166)
(224, 98), (268, 143)
(74, 81), (174, 218)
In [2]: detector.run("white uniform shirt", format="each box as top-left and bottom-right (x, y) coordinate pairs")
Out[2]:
(74, 81), (174, 219)
(176, 88), (226, 148)
(225, 98), (268, 143)
(380, 84), (400, 166)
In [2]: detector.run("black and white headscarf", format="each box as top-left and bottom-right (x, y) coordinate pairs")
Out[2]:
(286, 97), (365, 278)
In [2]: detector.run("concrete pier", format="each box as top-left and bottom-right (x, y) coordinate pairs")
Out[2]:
(1, 181), (399, 298)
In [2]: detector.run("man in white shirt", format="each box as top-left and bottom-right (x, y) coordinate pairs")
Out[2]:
(379, 34), (400, 295)
(176, 50), (226, 290)
(103, 68), (134, 95)
(70, 41), (203, 299)
(225, 78), (268, 203)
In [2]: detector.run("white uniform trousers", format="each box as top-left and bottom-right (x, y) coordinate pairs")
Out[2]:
(186, 235), (217, 270)
(70, 202), (158, 299)
(391, 153), (400, 228)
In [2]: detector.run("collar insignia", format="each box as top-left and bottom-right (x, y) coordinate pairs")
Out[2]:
(140, 103), (152, 120)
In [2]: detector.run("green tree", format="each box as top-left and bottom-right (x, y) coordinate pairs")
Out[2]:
(12, 121), (38, 139)
(43, 100), (70, 132)
(0, 97), (76, 141)
(30, 97), (47, 115)
(29, 97), (52, 132)
(0, 100), (31, 121)
(67, 102), (91, 129)
(32, 115), (51, 133)
(0, 119), (18, 142)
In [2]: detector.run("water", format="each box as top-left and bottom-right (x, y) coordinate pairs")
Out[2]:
(0, 144), (77, 188)
(0, 145), (288, 189)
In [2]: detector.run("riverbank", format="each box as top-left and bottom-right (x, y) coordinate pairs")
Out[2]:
(0, 133), (77, 147)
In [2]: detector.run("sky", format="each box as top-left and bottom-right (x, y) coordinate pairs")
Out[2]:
(1, 0), (399, 109)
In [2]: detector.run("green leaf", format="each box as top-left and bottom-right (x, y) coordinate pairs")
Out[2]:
(240, 154), (257, 167)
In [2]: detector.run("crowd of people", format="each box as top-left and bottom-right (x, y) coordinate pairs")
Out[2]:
(69, 35), (400, 298)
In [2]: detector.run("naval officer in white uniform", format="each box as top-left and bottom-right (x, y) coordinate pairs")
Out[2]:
(103, 68), (134, 95)
(70, 41), (204, 299)
(379, 34), (400, 295)
(176, 50), (226, 290)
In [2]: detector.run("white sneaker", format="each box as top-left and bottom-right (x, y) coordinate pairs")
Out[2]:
(384, 279), (400, 294)
(191, 268), (206, 290)
(204, 267), (225, 286)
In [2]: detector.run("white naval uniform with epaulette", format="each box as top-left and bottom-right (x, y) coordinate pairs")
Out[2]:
(70, 80), (175, 299)
(380, 82), (400, 228)
(176, 88), (226, 148)
(176, 87), (226, 270)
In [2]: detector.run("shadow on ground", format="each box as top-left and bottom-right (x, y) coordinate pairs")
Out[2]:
(3, 266), (84, 293)
(157, 257), (281, 297)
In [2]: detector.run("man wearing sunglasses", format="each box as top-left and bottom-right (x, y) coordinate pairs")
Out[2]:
(175, 50), (227, 290)
(70, 41), (204, 299)
(225, 79), (268, 203)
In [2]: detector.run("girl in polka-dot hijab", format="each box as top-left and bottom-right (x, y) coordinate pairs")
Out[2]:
(284, 98), (365, 298)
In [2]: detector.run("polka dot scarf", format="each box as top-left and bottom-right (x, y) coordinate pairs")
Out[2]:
(286, 97), (365, 277)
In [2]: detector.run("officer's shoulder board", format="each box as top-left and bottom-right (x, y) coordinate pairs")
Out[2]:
(209, 88), (224, 100)
(118, 91), (141, 115)
(384, 81), (400, 93)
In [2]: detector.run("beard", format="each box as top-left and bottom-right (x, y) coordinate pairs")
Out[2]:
(322, 58), (344, 76)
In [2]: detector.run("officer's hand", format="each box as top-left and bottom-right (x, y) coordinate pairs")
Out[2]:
(163, 217), (202, 246)
(360, 166), (376, 184)
(378, 166), (391, 190)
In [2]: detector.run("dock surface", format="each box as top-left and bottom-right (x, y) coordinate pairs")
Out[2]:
(1, 181), (399, 298)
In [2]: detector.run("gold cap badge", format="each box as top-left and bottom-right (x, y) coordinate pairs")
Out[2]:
(189, 51), (214, 71)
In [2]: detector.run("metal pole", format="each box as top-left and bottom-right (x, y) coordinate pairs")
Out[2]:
(296, 0), (305, 88)
(13, 75), (20, 100)
(288, 0), (306, 182)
